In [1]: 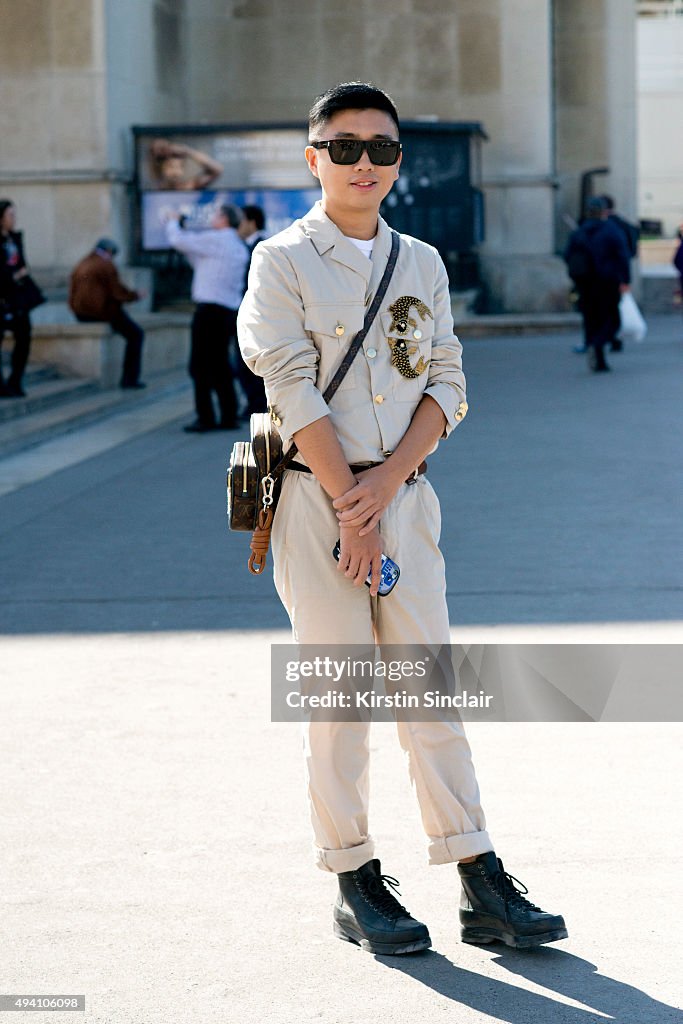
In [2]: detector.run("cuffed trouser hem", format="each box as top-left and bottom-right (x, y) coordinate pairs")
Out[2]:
(428, 830), (494, 865)
(315, 838), (375, 874)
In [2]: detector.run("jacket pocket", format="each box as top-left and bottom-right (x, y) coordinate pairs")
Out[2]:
(304, 303), (366, 391)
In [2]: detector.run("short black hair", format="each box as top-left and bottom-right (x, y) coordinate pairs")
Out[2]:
(601, 195), (615, 211)
(242, 204), (265, 231)
(308, 82), (400, 139)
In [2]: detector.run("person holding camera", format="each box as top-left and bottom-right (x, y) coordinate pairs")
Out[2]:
(166, 205), (249, 433)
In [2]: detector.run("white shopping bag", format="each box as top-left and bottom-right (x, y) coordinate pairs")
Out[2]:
(617, 292), (647, 344)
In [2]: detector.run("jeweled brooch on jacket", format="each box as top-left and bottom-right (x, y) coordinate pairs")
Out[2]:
(387, 296), (433, 335)
(386, 296), (432, 379)
(387, 336), (429, 378)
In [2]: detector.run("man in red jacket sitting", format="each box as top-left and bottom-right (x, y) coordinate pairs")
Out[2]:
(69, 238), (146, 389)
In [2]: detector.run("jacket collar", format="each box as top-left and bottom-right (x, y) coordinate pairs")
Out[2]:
(300, 201), (394, 291)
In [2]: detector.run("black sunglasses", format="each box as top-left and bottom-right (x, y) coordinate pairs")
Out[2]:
(310, 138), (402, 166)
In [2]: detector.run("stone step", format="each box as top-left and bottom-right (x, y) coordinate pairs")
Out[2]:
(0, 373), (102, 424)
(0, 367), (190, 459)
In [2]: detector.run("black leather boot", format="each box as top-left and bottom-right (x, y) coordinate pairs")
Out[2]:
(334, 859), (431, 955)
(458, 851), (568, 949)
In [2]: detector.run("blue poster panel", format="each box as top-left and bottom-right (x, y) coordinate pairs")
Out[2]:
(142, 188), (321, 251)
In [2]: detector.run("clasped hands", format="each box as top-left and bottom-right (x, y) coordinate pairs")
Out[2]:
(331, 461), (405, 597)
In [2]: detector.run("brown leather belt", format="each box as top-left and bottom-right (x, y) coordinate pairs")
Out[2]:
(287, 460), (427, 486)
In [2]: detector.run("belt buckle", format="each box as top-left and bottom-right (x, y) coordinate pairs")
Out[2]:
(406, 467), (419, 486)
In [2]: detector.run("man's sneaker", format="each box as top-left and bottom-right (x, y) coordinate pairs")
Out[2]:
(458, 851), (568, 949)
(334, 859), (431, 955)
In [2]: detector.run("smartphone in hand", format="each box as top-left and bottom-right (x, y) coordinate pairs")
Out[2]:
(332, 540), (400, 597)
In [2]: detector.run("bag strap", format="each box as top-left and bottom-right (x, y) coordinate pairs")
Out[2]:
(269, 228), (400, 481)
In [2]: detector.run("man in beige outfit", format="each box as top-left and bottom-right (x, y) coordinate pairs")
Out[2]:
(238, 83), (566, 955)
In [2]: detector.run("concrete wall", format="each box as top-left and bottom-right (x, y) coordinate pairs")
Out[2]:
(0, 0), (190, 283)
(554, 0), (638, 244)
(0, 0), (638, 311)
(185, 0), (565, 311)
(104, 0), (191, 251)
(469, 0), (562, 311)
(0, 0), (108, 281)
(637, 15), (683, 234)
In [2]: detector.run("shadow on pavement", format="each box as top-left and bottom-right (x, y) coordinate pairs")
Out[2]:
(375, 946), (683, 1024)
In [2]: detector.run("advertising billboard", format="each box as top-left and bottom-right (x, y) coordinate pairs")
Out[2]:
(133, 126), (321, 252)
(132, 122), (485, 288)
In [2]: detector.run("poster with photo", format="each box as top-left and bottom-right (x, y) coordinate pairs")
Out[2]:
(141, 188), (321, 251)
(134, 127), (319, 252)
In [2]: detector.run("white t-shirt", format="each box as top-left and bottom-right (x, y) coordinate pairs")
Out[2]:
(347, 235), (375, 261)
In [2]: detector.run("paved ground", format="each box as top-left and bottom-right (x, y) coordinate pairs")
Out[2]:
(1, 316), (682, 1023)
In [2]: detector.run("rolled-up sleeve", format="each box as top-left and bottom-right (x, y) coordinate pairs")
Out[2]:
(423, 250), (467, 438)
(237, 243), (329, 446)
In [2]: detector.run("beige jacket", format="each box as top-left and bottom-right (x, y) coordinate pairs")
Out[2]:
(237, 202), (467, 463)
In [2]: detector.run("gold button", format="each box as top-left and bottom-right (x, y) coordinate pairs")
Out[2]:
(335, 323), (345, 336)
(367, 347), (377, 358)
(455, 400), (468, 422)
(413, 329), (422, 340)
(374, 394), (384, 404)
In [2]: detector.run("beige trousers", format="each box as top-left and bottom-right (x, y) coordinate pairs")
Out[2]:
(272, 470), (492, 872)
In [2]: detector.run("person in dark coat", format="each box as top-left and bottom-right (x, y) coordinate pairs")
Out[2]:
(0, 199), (35, 397)
(69, 239), (146, 389)
(601, 195), (640, 259)
(601, 195), (639, 351)
(564, 196), (631, 372)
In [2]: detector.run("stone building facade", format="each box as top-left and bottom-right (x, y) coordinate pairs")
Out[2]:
(0, 0), (637, 311)
(637, 2), (683, 235)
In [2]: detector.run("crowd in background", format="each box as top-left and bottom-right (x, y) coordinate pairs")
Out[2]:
(1, 188), (680, 405)
(0, 199), (268, 421)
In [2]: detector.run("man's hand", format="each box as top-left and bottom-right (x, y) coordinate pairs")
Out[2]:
(620, 283), (631, 294)
(333, 462), (405, 535)
(337, 524), (384, 597)
(13, 268), (28, 281)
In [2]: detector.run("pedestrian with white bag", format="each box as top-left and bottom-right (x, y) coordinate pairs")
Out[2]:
(617, 290), (647, 345)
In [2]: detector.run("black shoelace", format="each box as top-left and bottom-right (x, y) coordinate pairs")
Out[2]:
(492, 859), (542, 921)
(361, 873), (408, 920)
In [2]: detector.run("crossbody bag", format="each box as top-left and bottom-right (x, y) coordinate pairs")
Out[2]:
(227, 228), (400, 575)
